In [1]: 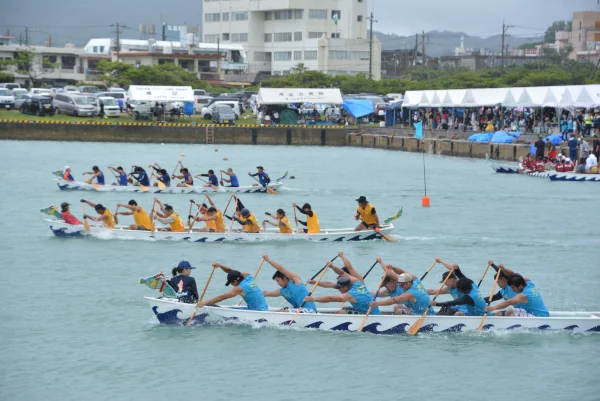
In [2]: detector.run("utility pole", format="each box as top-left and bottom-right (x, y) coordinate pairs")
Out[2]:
(413, 33), (418, 71)
(367, 12), (377, 79)
(25, 26), (29, 46)
(217, 37), (221, 75)
(111, 23), (127, 62)
(422, 31), (432, 89)
(501, 20), (514, 71)
(421, 31), (426, 73)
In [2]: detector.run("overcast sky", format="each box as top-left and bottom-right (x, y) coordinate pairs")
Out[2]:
(1, 0), (596, 45)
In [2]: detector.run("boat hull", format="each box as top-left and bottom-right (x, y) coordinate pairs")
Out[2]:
(491, 164), (549, 178)
(46, 219), (394, 242)
(549, 173), (600, 182)
(146, 297), (600, 334)
(56, 179), (283, 194)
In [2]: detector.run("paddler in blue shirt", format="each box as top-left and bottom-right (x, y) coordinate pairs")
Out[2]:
(197, 169), (219, 188)
(485, 264), (549, 318)
(427, 257), (485, 316)
(304, 252), (380, 315)
(195, 263), (269, 311)
(372, 257), (405, 301)
(248, 166), (271, 187)
(82, 166), (105, 185)
(220, 168), (240, 187)
(261, 255), (317, 313)
(108, 166), (128, 186)
(130, 166), (150, 187)
(370, 272), (434, 315)
(150, 163), (171, 187)
(174, 167), (194, 187)
(485, 261), (526, 304)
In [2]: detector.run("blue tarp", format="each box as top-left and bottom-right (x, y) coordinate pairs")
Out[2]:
(343, 99), (374, 118)
(490, 131), (515, 143)
(468, 132), (494, 142)
(544, 133), (564, 146)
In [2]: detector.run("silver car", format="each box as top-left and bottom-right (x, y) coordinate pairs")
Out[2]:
(53, 93), (97, 116)
(212, 105), (236, 125)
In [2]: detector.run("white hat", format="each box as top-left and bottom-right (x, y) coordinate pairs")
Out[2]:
(398, 273), (414, 283)
(62, 165), (70, 174)
(566, 158), (571, 162)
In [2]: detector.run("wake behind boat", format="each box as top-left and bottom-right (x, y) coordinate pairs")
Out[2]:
(46, 219), (395, 242)
(55, 179), (284, 194)
(146, 297), (600, 334)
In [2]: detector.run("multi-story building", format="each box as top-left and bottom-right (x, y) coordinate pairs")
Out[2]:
(202, 0), (381, 79)
(553, 11), (600, 63)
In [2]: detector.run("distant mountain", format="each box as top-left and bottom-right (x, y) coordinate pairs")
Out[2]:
(373, 30), (544, 56)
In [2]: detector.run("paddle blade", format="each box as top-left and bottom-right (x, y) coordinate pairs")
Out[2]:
(185, 183), (193, 188)
(266, 187), (277, 194)
(84, 178), (92, 184)
(93, 184), (102, 190)
(381, 233), (396, 242)
(186, 310), (198, 326)
(83, 218), (91, 233)
(407, 310), (428, 336)
(140, 185), (150, 192)
(157, 181), (167, 190)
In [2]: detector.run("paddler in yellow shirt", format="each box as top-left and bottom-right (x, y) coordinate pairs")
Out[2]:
(354, 196), (380, 232)
(81, 199), (115, 228)
(151, 197), (185, 232)
(292, 202), (320, 234)
(262, 209), (293, 234)
(115, 200), (152, 230)
(227, 207), (260, 233)
(189, 195), (226, 233)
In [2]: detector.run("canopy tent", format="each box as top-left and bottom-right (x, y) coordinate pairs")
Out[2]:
(127, 85), (194, 102)
(517, 86), (549, 107)
(402, 91), (423, 107)
(343, 99), (374, 118)
(441, 89), (467, 107)
(257, 88), (343, 105)
(502, 87), (525, 107)
(581, 85), (600, 107)
(542, 87), (565, 107)
(428, 90), (445, 107)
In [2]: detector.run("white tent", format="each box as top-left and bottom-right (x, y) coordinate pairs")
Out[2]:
(516, 86), (550, 107)
(441, 89), (467, 107)
(127, 85), (194, 102)
(463, 88), (503, 106)
(257, 88), (342, 105)
(541, 87), (566, 107)
(502, 87), (525, 107)
(402, 91), (423, 107)
(573, 85), (599, 107)
(581, 85), (600, 107)
(429, 90), (446, 107)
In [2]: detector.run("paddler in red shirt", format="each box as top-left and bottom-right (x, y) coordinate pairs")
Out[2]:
(518, 154), (533, 173)
(534, 157), (546, 172)
(563, 158), (575, 172)
(60, 202), (82, 225)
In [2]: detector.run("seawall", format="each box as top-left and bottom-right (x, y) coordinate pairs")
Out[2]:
(0, 121), (530, 162)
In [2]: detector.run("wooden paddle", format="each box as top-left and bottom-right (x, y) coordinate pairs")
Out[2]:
(157, 180), (167, 190)
(186, 200), (195, 229)
(84, 178), (92, 184)
(420, 260), (438, 281)
(407, 268), (456, 336)
(114, 206), (119, 225)
(186, 266), (217, 326)
(236, 259), (266, 306)
(477, 266), (502, 332)
(358, 265), (391, 332)
(293, 207), (299, 232)
(251, 176), (276, 194)
(171, 160), (182, 177)
(81, 202), (91, 233)
(477, 261), (493, 287)
(287, 263), (330, 326)
(228, 196), (239, 233)
(359, 218), (395, 242)
(150, 200), (158, 235)
(93, 183), (102, 190)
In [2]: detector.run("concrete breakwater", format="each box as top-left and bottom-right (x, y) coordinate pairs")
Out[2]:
(0, 121), (529, 162)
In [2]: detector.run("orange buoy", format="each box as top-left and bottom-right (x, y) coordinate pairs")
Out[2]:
(421, 196), (430, 208)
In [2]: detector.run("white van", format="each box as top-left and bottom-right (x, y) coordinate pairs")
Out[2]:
(0, 88), (16, 109)
(0, 83), (21, 90)
(98, 96), (120, 117)
(201, 101), (241, 119)
(194, 96), (213, 113)
(30, 88), (52, 96)
(53, 93), (96, 116)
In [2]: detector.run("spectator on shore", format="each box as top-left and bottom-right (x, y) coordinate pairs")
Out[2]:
(585, 152), (599, 173)
(593, 134), (600, 160)
(577, 111), (584, 135)
(579, 137), (590, 165)
(568, 135), (578, 162)
(534, 135), (545, 160)
(547, 143), (557, 161)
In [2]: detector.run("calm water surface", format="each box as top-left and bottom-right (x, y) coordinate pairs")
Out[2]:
(1, 140), (599, 401)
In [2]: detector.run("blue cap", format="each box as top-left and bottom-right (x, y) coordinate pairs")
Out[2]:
(177, 260), (195, 270)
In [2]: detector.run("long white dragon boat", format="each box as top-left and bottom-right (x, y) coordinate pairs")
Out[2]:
(491, 163), (550, 178)
(46, 219), (395, 242)
(548, 172), (600, 182)
(55, 179), (284, 194)
(145, 297), (600, 334)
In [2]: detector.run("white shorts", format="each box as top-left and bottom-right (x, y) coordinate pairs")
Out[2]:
(287, 307), (315, 314)
(511, 307), (536, 317)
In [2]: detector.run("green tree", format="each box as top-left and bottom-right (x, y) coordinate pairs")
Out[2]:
(290, 63), (309, 74)
(12, 49), (59, 87)
(544, 20), (571, 43)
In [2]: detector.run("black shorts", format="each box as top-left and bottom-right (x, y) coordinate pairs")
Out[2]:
(302, 228), (308, 234)
(361, 221), (377, 229)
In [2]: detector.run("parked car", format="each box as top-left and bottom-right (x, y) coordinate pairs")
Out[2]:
(212, 105), (236, 125)
(30, 88), (52, 97)
(127, 99), (153, 120)
(12, 88), (28, 97)
(193, 89), (207, 97)
(64, 86), (79, 93)
(194, 96), (213, 113)
(108, 87), (126, 93)
(0, 88), (15, 110)
(14, 94), (31, 109)
(201, 101), (241, 119)
(97, 96), (121, 117)
(375, 103), (387, 119)
(19, 95), (55, 116)
(0, 83), (20, 90)
(53, 93), (96, 116)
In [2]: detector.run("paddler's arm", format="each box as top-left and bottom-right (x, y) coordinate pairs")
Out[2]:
(263, 255), (302, 285)
(376, 258), (400, 281)
(370, 207), (380, 227)
(306, 280), (337, 289)
(371, 292), (415, 307)
(204, 195), (216, 208)
(336, 252), (364, 281)
(436, 257), (460, 274)
(427, 287), (450, 295)
(431, 295), (474, 307)
(485, 291), (503, 304)
(81, 199), (96, 208)
(196, 287), (243, 308)
(372, 288), (389, 298)
(305, 293), (354, 304)
(212, 262), (233, 274)
(485, 293), (528, 313)
(262, 289), (282, 298)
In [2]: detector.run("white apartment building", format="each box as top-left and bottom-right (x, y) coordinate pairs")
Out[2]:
(202, 0), (382, 79)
